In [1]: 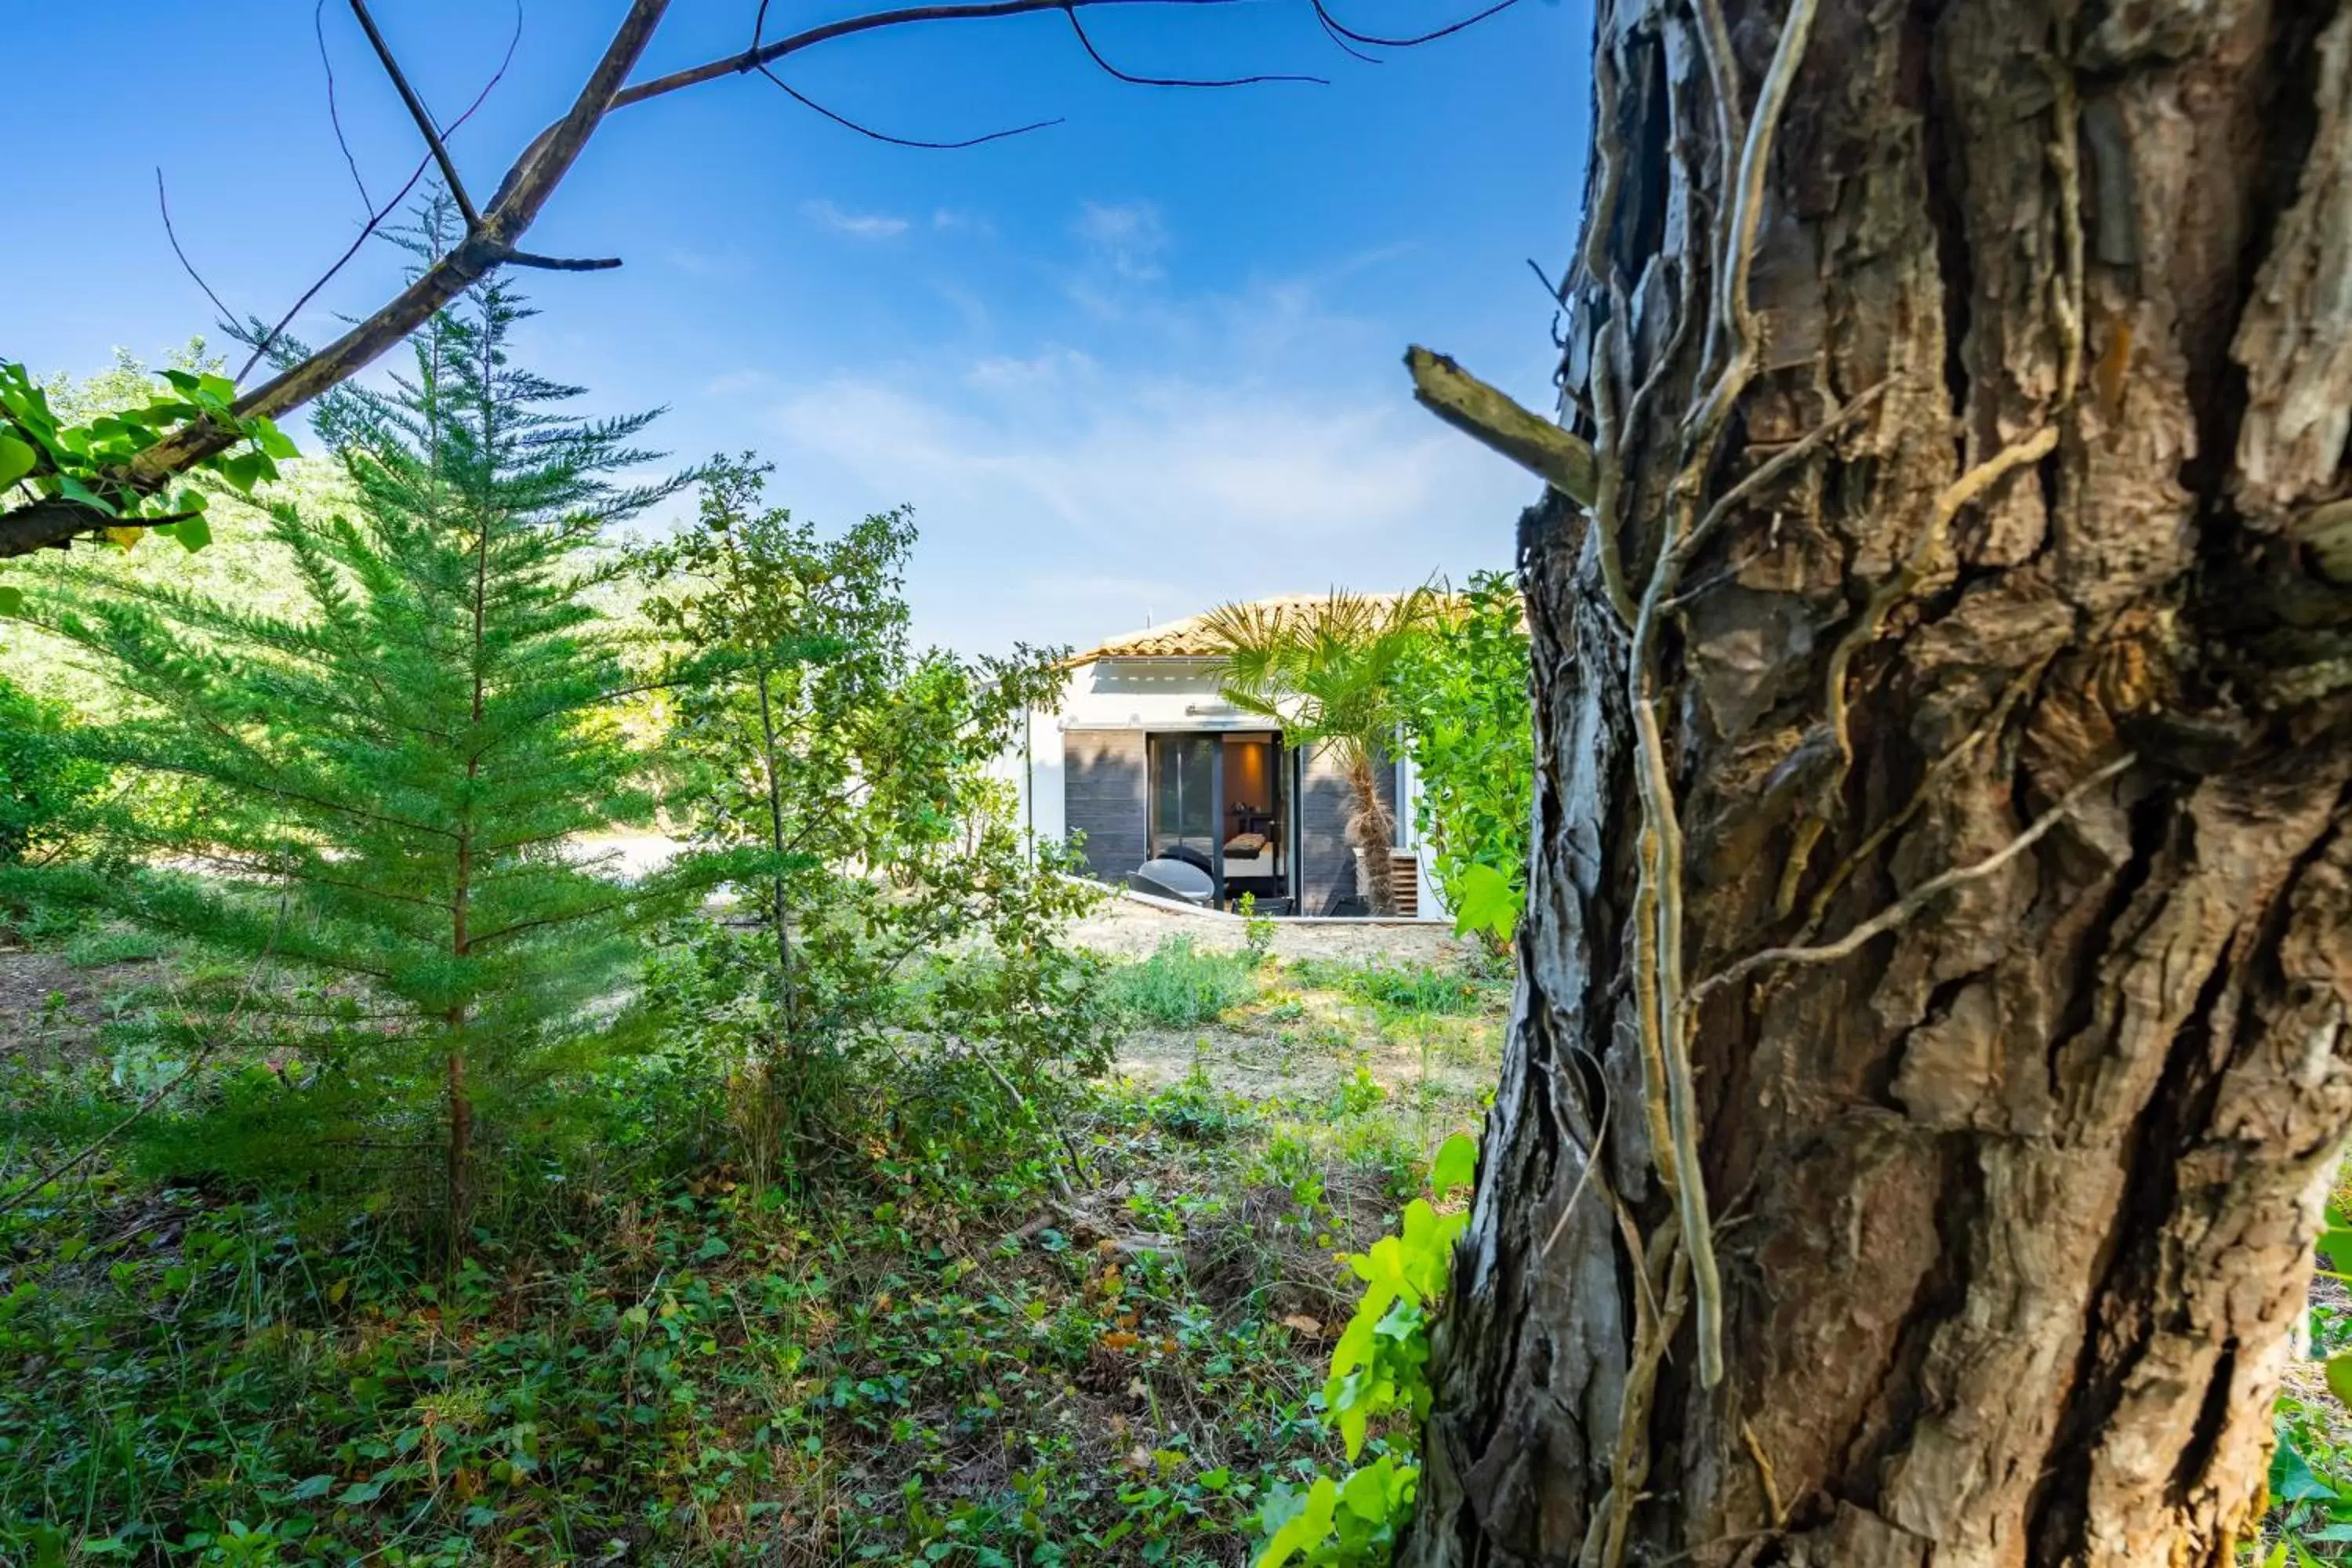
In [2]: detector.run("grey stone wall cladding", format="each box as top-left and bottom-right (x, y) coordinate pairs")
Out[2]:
(1062, 731), (1148, 881)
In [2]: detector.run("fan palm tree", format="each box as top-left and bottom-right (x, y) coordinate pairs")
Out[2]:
(1200, 588), (1439, 914)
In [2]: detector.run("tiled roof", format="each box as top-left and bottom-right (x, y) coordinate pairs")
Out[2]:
(1073, 593), (1427, 663)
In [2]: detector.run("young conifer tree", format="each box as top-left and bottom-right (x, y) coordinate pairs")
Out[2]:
(7, 253), (713, 1239)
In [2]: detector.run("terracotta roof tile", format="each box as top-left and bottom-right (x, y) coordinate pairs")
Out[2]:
(1072, 593), (1428, 663)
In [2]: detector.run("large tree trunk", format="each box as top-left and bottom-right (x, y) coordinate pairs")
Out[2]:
(1406, 2), (2352, 1565)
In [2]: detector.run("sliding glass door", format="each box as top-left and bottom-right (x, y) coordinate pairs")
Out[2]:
(1148, 735), (1220, 868)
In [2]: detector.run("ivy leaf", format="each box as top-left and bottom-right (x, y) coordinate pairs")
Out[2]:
(2328, 1350), (2352, 1410)
(219, 452), (264, 494)
(172, 514), (212, 553)
(252, 419), (300, 460)
(0, 585), (22, 618)
(1430, 1132), (1478, 1200)
(56, 473), (118, 517)
(1339, 1456), (1396, 1522)
(1450, 861), (1519, 944)
(2272, 1431), (2337, 1503)
(0, 432), (35, 488)
(103, 525), (144, 550)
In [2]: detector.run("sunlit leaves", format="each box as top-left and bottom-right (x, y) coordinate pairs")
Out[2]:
(1398, 571), (1531, 947)
(0, 358), (296, 533)
(0, 434), (34, 489)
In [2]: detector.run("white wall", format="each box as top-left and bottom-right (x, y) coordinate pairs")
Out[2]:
(988, 708), (1067, 857)
(1058, 658), (1271, 733)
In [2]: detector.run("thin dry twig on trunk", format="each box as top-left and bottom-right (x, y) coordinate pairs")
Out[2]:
(1690, 753), (2136, 1006)
(1624, 0), (1823, 1393)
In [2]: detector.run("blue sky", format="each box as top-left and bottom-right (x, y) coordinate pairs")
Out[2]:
(11, 2), (1591, 654)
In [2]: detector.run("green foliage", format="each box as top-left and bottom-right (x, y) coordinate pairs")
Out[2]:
(1105, 935), (1263, 1029)
(0, 354), (296, 539)
(0, 264), (715, 1228)
(1397, 572), (1532, 947)
(630, 455), (1100, 1185)
(0, 979), (1482, 1564)
(0, 674), (101, 863)
(1253, 1132), (1477, 1566)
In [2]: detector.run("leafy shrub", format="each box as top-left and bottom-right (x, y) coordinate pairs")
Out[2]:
(1105, 936), (1261, 1029)
(0, 674), (100, 864)
(1398, 572), (1532, 946)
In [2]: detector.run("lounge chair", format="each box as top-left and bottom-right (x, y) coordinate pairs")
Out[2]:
(1131, 857), (1214, 907)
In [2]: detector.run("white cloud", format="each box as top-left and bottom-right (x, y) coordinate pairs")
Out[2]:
(931, 208), (996, 237)
(667, 246), (753, 278)
(802, 199), (910, 240)
(702, 368), (775, 398)
(1073, 200), (1167, 281)
(753, 229), (1542, 652)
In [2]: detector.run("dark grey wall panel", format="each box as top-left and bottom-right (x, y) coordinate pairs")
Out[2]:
(1062, 731), (1148, 882)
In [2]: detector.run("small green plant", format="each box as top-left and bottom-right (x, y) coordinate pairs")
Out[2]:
(1241, 891), (1278, 967)
(1253, 1132), (1477, 1566)
(1105, 935), (1261, 1029)
(62, 925), (163, 969)
(1289, 958), (1498, 1020)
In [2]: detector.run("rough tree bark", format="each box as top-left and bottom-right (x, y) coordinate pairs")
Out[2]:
(1405, 1), (2352, 1565)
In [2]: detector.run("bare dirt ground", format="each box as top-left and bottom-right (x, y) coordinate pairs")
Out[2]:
(1109, 1004), (1501, 1112)
(0, 946), (154, 1077)
(1068, 892), (1476, 965)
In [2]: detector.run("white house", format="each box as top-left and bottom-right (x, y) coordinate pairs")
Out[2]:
(998, 597), (1450, 920)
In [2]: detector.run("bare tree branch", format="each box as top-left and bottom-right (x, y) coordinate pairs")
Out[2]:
(240, 4), (523, 386)
(1312, 8), (1385, 65)
(156, 169), (241, 330)
(1065, 4), (1328, 87)
(1311, 0), (1527, 49)
(2, 0), (1529, 560)
(1403, 345), (1598, 506)
(608, 0), (1250, 110)
(316, 0), (376, 215)
(348, 0), (483, 228)
(506, 251), (625, 271)
(757, 64), (1062, 147)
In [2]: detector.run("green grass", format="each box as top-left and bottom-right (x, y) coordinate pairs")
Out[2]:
(1103, 936), (1262, 1029)
(1284, 957), (1501, 1019)
(60, 925), (164, 969)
